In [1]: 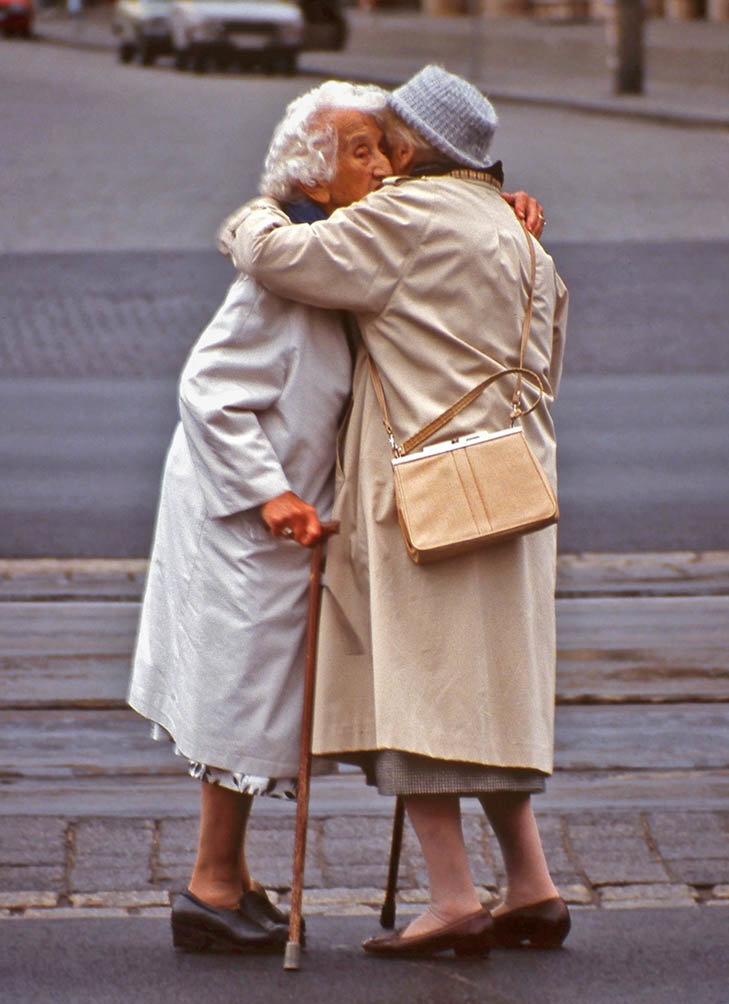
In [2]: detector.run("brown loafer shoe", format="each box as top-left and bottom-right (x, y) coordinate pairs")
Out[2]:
(362, 907), (494, 959)
(492, 896), (570, 949)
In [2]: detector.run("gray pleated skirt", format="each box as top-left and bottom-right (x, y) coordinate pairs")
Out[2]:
(336, 749), (547, 797)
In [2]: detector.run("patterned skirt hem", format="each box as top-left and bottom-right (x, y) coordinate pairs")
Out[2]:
(335, 748), (548, 797)
(150, 723), (297, 799)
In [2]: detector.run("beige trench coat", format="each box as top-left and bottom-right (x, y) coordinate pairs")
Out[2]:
(230, 173), (568, 773)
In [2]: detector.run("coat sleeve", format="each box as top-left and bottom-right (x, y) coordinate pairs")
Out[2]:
(226, 187), (428, 315)
(548, 272), (569, 399)
(178, 276), (292, 518)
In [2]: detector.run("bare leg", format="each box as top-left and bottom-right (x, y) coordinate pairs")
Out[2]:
(401, 795), (483, 938)
(188, 781), (253, 909)
(239, 822), (254, 896)
(479, 792), (559, 914)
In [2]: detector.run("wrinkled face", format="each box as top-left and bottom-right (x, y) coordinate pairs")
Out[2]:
(302, 109), (392, 215)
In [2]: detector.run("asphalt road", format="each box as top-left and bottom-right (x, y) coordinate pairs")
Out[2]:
(2, 910), (729, 1004)
(2, 42), (728, 556)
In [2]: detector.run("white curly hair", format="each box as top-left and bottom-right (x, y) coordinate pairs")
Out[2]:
(259, 81), (389, 203)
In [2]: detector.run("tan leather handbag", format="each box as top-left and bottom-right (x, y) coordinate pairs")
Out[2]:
(367, 227), (558, 565)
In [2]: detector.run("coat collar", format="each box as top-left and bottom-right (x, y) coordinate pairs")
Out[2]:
(384, 160), (504, 191)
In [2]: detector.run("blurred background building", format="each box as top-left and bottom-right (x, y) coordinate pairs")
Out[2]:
(367, 0), (726, 22)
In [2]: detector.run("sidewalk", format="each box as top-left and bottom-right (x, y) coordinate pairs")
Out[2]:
(33, 5), (729, 128)
(1, 552), (728, 919)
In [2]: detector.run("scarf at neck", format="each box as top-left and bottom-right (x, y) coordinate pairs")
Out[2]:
(281, 198), (327, 224)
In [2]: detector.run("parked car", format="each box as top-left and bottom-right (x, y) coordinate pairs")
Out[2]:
(0, 0), (34, 38)
(112, 0), (174, 65)
(169, 0), (304, 74)
(112, 0), (346, 73)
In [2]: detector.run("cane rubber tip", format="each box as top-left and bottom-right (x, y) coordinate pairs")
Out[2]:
(380, 903), (396, 929)
(283, 941), (301, 970)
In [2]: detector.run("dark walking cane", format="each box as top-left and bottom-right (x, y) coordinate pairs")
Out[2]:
(284, 520), (339, 971)
(380, 796), (405, 929)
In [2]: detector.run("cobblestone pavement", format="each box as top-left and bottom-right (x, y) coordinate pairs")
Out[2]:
(2, 244), (725, 378)
(2, 805), (729, 920)
(0, 251), (228, 377)
(1, 555), (727, 920)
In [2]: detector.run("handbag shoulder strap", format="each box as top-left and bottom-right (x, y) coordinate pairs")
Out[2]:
(512, 223), (537, 413)
(367, 223), (542, 458)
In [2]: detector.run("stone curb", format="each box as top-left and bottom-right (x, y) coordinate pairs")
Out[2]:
(2, 551), (727, 590)
(305, 67), (729, 131)
(3, 891), (729, 919)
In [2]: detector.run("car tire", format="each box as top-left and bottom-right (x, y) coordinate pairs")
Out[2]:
(137, 37), (155, 66)
(280, 49), (298, 75)
(190, 46), (207, 74)
(118, 41), (135, 63)
(266, 50), (297, 76)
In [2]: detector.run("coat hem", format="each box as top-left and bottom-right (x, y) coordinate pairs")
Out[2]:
(311, 733), (554, 776)
(128, 684), (302, 778)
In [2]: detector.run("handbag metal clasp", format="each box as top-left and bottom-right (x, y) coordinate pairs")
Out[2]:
(385, 424), (403, 458)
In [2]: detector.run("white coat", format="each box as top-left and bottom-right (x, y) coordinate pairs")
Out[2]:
(128, 272), (352, 777)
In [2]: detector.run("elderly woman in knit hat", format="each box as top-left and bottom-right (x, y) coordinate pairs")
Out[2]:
(222, 64), (570, 960)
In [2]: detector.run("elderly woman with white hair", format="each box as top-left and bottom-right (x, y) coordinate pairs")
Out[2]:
(128, 79), (392, 953)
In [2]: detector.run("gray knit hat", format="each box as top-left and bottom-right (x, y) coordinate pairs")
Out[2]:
(388, 65), (498, 170)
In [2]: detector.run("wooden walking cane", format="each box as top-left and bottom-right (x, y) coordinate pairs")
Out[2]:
(284, 520), (339, 971)
(380, 796), (405, 929)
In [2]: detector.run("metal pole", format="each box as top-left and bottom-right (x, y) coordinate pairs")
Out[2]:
(614, 0), (644, 94)
(468, 0), (484, 86)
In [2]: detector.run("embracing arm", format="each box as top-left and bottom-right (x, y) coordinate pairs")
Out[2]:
(218, 187), (546, 261)
(548, 273), (569, 398)
(219, 190), (424, 313)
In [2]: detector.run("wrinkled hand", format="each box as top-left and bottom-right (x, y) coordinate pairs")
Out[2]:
(502, 190), (546, 240)
(261, 491), (323, 548)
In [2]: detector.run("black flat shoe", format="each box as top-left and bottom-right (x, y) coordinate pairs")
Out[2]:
(362, 907), (494, 959)
(492, 896), (570, 949)
(239, 888), (304, 929)
(240, 889), (306, 936)
(171, 890), (288, 953)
